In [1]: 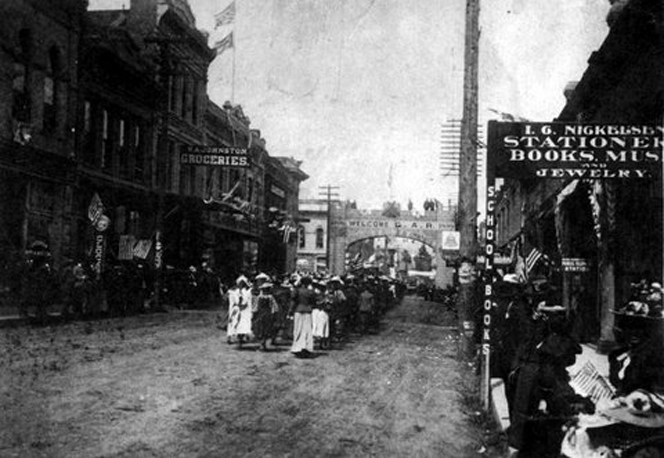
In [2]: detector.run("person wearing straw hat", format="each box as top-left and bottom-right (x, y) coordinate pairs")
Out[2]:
(312, 280), (331, 350)
(609, 283), (664, 397)
(229, 275), (253, 348)
(252, 282), (279, 351)
(289, 276), (315, 357)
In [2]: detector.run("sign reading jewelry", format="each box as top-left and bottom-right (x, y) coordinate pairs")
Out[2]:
(180, 146), (250, 167)
(488, 123), (663, 179)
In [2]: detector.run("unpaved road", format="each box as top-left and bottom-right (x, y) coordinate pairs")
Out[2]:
(0, 296), (503, 457)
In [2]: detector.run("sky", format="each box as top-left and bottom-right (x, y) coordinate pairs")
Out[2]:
(90, 0), (611, 210)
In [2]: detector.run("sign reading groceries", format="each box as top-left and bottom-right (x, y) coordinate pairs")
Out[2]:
(488, 123), (663, 179)
(181, 146), (250, 167)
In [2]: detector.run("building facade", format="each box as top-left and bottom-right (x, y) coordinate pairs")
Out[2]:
(493, 0), (663, 349)
(0, 0), (86, 276)
(0, 0), (308, 293)
(296, 199), (329, 273)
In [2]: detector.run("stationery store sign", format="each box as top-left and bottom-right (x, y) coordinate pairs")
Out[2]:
(488, 123), (663, 179)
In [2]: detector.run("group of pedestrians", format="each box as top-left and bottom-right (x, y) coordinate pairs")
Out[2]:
(224, 271), (404, 357)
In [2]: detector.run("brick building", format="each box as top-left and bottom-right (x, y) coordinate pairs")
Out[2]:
(0, 0), (86, 275)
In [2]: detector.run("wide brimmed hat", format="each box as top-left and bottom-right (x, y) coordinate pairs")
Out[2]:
(330, 276), (344, 285)
(601, 390), (664, 428)
(236, 275), (250, 286)
(611, 300), (664, 320)
(26, 240), (51, 257)
(255, 272), (271, 281)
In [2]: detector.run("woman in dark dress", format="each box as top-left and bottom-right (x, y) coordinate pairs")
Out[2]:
(252, 283), (279, 351)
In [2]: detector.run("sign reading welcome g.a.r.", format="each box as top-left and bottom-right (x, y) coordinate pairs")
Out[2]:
(488, 122), (663, 179)
(345, 220), (453, 231)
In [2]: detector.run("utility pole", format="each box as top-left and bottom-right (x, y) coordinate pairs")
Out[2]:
(318, 185), (339, 273)
(146, 33), (178, 310)
(457, 0), (480, 363)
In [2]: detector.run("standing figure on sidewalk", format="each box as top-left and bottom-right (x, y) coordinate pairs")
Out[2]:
(226, 280), (240, 344)
(252, 282), (279, 351)
(21, 241), (56, 323)
(290, 276), (315, 357)
(231, 276), (253, 348)
(312, 280), (331, 350)
(508, 278), (592, 457)
(358, 283), (375, 334)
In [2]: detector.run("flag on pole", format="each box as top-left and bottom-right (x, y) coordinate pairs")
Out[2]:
(88, 192), (104, 224)
(525, 246), (546, 276)
(214, 32), (234, 56)
(214, 2), (236, 28)
(281, 223), (294, 243)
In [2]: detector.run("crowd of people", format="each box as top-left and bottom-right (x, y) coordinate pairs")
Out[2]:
(489, 272), (664, 457)
(222, 271), (406, 357)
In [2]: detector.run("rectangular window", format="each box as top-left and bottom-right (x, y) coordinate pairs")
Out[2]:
(82, 100), (95, 164)
(181, 77), (188, 119)
(192, 79), (199, 125)
(134, 124), (144, 181)
(101, 109), (111, 170)
(43, 76), (55, 132)
(118, 118), (131, 177)
(12, 62), (29, 122)
(168, 75), (175, 112)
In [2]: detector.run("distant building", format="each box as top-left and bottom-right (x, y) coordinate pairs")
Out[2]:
(262, 157), (308, 275)
(296, 199), (329, 273)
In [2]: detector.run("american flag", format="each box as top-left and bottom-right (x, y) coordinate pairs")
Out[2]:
(281, 223), (295, 243)
(214, 32), (234, 57)
(525, 247), (547, 276)
(214, 2), (236, 28)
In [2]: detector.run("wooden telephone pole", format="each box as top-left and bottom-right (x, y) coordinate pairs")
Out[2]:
(318, 185), (340, 272)
(457, 0), (480, 360)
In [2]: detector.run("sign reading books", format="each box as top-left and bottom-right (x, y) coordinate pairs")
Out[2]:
(488, 122), (662, 179)
(180, 146), (250, 168)
(481, 121), (663, 409)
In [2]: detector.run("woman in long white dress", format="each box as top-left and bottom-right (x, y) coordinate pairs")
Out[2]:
(312, 281), (330, 349)
(226, 283), (241, 344)
(235, 278), (254, 348)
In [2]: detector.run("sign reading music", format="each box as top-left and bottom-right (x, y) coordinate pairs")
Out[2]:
(488, 122), (663, 179)
(180, 145), (250, 167)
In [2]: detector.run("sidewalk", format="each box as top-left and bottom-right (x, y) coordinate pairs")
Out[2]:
(490, 344), (610, 433)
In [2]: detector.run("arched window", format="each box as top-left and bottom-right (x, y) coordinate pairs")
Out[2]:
(13, 29), (32, 122)
(43, 45), (61, 132)
(315, 227), (324, 249)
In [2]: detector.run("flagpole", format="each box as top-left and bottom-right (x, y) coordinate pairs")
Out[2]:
(231, 0), (237, 104)
(231, 33), (236, 104)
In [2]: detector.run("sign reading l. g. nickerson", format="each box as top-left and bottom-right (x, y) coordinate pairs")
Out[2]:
(180, 145), (250, 167)
(488, 122), (663, 179)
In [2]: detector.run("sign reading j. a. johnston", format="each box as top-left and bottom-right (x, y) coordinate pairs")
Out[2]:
(180, 146), (250, 167)
(488, 122), (663, 179)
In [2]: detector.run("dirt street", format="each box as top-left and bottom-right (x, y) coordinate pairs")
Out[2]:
(0, 296), (503, 457)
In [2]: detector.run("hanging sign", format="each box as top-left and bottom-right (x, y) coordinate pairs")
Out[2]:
(488, 122), (663, 179)
(92, 231), (106, 280)
(562, 258), (591, 272)
(441, 231), (461, 251)
(180, 146), (250, 167)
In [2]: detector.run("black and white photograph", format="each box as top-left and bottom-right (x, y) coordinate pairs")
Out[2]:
(0, 0), (662, 456)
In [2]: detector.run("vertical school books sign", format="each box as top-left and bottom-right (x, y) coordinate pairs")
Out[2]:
(481, 121), (663, 406)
